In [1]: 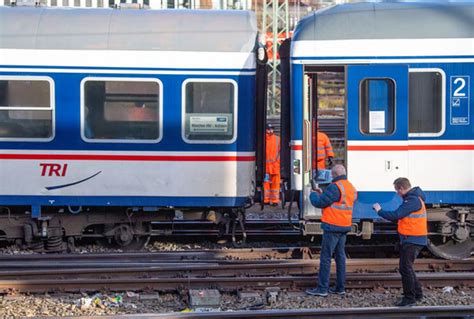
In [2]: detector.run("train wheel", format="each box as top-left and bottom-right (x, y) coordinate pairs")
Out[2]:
(428, 236), (472, 260)
(117, 236), (150, 251)
(427, 209), (473, 260)
(109, 223), (150, 251)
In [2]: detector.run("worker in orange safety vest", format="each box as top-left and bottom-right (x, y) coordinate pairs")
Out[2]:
(305, 164), (357, 297)
(263, 123), (280, 206)
(313, 120), (335, 170)
(373, 177), (427, 307)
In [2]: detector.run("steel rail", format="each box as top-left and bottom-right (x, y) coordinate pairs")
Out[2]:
(0, 245), (445, 263)
(0, 272), (471, 293)
(0, 245), (392, 263)
(0, 258), (472, 279)
(90, 305), (474, 319)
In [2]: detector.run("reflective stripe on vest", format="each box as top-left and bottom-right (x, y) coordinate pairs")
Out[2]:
(322, 180), (357, 228)
(398, 197), (428, 236)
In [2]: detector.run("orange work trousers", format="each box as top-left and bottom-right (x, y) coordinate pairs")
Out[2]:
(263, 173), (280, 204)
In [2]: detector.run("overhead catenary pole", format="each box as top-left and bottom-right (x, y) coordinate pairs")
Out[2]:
(262, 0), (289, 116)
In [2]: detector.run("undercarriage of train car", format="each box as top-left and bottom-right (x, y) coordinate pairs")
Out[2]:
(426, 207), (474, 260)
(0, 205), (249, 252)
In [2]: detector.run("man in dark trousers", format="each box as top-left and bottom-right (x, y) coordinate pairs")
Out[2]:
(373, 177), (427, 307)
(305, 164), (357, 297)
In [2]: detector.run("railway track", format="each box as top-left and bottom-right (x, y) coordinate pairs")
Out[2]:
(0, 248), (471, 271)
(0, 272), (472, 293)
(0, 252), (471, 293)
(76, 306), (474, 319)
(86, 306), (474, 319)
(0, 245), (397, 262)
(1, 258), (472, 278)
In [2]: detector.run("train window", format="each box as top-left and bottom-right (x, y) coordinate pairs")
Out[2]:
(360, 79), (395, 135)
(409, 71), (444, 135)
(81, 78), (162, 143)
(0, 77), (54, 140)
(182, 79), (237, 143)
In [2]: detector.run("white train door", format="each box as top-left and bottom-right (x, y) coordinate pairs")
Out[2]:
(302, 73), (320, 218)
(346, 64), (409, 210)
(301, 69), (346, 220)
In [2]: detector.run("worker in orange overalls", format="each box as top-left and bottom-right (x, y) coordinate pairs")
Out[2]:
(264, 123), (280, 206)
(314, 121), (335, 170)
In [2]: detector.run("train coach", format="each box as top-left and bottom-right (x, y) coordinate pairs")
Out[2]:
(283, 1), (473, 259)
(0, 6), (267, 250)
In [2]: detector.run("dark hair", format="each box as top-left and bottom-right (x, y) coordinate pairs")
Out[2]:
(393, 177), (411, 190)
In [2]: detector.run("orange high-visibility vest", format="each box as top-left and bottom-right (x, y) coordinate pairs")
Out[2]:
(265, 132), (280, 175)
(316, 131), (334, 169)
(322, 179), (357, 227)
(398, 197), (428, 236)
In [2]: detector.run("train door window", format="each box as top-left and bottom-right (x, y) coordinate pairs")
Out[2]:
(182, 79), (237, 143)
(0, 76), (54, 141)
(408, 70), (444, 136)
(81, 78), (162, 143)
(360, 79), (395, 135)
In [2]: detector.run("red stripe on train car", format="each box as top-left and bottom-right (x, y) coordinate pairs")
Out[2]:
(0, 154), (256, 162)
(291, 145), (303, 150)
(408, 145), (473, 150)
(348, 145), (473, 151)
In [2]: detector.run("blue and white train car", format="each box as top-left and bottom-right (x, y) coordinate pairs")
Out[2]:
(0, 7), (261, 249)
(288, 1), (473, 259)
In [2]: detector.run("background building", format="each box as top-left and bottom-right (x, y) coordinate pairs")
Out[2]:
(1, 0), (343, 14)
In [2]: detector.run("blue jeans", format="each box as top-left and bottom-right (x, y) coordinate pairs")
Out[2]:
(317, 231), (347, 292)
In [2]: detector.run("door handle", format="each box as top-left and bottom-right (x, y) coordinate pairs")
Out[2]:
(385, 160), (392, 172)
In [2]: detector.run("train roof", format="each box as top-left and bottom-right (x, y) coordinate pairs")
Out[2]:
(0, 7), (257, 52)
(293, 1), (474, 41)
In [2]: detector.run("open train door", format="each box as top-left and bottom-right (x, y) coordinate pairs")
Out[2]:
(255, 43), (268, 208)
(301, 73), (320, 219)
(346, 64), (409, 218)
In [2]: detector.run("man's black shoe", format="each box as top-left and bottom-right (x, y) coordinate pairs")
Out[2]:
(395, 298), (416, 307)
(305, 288), (328, 297)
(400, 294), (423, 302)
(328, 288), (346, 295)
